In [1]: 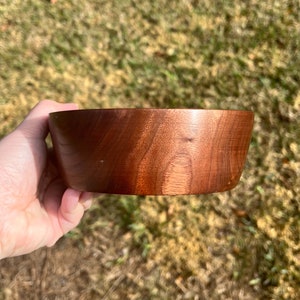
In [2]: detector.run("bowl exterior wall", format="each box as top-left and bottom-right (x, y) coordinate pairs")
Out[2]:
(49, 109), (254, 195)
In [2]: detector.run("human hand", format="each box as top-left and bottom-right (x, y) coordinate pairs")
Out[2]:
(0, 100), (94, 259)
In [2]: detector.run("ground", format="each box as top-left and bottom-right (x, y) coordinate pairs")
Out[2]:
(0, 0), (299, 299)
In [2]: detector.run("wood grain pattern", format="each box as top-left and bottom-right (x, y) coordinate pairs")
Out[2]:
(49, 109), (254, 195)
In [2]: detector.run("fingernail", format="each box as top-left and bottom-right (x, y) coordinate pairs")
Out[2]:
(81, 199), (93, 211)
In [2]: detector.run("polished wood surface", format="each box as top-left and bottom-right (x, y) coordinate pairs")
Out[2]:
(49, 109), (254, 195)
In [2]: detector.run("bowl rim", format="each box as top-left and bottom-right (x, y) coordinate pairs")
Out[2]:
(49, 108), (254, 116)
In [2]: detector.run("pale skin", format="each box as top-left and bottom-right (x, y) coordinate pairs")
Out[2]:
(0, 100), (94, 259)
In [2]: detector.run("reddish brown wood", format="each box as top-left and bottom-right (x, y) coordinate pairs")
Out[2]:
(49, 109), (254, 195)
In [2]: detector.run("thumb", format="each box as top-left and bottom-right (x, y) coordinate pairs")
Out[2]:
(57, 189), (94, 235)
(16, 100), (78, 140)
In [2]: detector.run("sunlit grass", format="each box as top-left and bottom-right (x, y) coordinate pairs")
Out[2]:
(0, 0), (299, 299)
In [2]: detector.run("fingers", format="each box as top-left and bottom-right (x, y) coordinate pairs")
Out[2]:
(42, 177), (67, 215)
(57, 189), (95, 235)
(45, 187), (96, 247)
(79, 192), (95, 211)
(16, 100), (78, 140)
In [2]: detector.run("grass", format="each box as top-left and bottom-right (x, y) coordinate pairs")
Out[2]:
(0, 0), (299, 299)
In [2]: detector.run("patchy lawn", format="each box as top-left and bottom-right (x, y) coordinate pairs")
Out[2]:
(0, 0), (299, 299)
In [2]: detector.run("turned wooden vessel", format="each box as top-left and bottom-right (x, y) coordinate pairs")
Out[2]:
(49, 109), (254, 195)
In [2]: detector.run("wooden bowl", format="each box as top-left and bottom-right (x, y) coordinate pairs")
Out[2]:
(49, 109), (254, 195)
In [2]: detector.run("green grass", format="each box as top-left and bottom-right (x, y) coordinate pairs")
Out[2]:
(0, 0), (299, 299)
